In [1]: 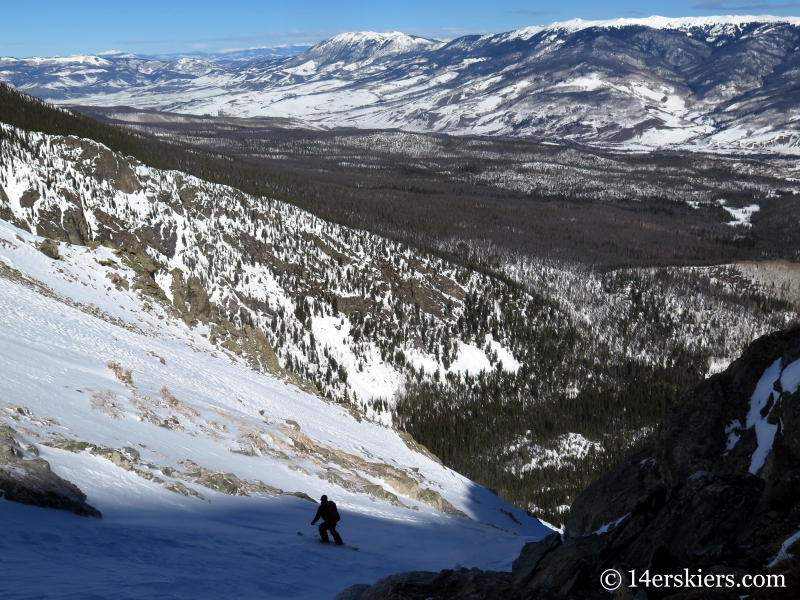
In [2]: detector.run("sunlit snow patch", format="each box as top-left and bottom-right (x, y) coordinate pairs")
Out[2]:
(717, 200), (760, 227)
(735, 357), (800, 473)
(593, 512), (630, 535)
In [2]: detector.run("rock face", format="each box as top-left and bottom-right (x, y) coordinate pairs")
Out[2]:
(340, 326), (800, 599)
(0, 424), (101, 518)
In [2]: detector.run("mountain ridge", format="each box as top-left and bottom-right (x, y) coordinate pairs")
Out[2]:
(3, 15), (800, 153)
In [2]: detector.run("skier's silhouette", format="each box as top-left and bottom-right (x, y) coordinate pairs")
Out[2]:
(311, 495), (343, 545)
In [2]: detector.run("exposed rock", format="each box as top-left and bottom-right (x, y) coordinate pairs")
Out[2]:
(37, 238), (60, 260)
(567, 445), (661, 537)
(0, 425), (101, 518)
(512, 532), (562, 588)
(336, 569), (516, 600)
(291, 491), (317, 503)
(114, 247), (165, 300)
(354, 571), (438, 600)
(0, 184), (30, 232)
(341, 326), (800, 599)
(19, 188), (40, 209)
(43, 439), (94, 453)
(162, 480), (205, 499)
(397, 429), (443, 466)
(93, 145), (142, 194)
(170, 267), (211, 323)
(285, 425), (465, 515)
(178, 459), (280, 496)
(106, 271), (129, 290)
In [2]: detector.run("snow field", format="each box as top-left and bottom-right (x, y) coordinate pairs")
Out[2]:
(0, 218), (549, 598)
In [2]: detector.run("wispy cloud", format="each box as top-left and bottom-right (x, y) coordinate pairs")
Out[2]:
(693, 0), (800, 9)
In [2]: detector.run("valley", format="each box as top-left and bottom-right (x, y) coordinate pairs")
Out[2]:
(2, 15), (800, 597)
(1, 85), (798, 522)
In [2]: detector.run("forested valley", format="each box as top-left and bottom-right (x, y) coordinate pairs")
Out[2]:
(1, 85), (799, 521)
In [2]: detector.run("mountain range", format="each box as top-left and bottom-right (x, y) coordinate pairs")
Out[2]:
(3, 16), (800, 153)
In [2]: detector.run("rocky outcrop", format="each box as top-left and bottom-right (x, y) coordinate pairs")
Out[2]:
(171, 267), (211, 323)
(37, 238), (60, 260)
(0, 424), (101, 518)
(341, 326), (800, 599)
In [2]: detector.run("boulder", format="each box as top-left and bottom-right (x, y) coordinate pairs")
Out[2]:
(37, 238), (60, 260)
(344, 569), (515, 600)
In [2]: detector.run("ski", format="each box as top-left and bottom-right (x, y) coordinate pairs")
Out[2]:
(301, 532), (359, 550)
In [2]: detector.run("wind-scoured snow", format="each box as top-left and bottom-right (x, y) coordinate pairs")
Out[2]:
(0, 217), (549, 598)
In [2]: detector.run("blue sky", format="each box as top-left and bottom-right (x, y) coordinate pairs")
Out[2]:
(3, 0), (799, 57)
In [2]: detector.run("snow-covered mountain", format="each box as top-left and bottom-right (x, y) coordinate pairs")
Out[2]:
(3, 16), (800, 152)
(0, 123), (535, 415)
(0, 177), (550, 599)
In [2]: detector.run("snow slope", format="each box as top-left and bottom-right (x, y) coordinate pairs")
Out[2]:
(0, 217), (549, 599)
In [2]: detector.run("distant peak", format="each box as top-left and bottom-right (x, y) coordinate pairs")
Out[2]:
(304, 30), (444, 64)
(501, 14), (800, 41)
(320, 30), (442, 50)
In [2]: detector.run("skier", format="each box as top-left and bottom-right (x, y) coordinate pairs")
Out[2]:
(311, 495), (343, 545)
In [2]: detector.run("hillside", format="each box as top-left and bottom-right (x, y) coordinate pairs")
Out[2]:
(4, 16), (800, 152)
(1, 89), (798, 522)
(338, 326), (800, 599)
(0, 214), (552, 598)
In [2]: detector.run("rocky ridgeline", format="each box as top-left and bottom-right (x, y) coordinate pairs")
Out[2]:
(338, 326), (800, 599)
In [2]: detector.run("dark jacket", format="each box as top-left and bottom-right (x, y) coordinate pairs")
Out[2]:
(312, 500), (338, 524)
